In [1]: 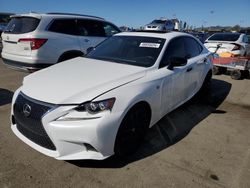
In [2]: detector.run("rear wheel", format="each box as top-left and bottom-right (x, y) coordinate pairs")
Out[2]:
(114, 103), (151, 157)
(230, 70), (243, 80)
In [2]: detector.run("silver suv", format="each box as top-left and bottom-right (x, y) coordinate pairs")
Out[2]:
(1, 12), (120, 71)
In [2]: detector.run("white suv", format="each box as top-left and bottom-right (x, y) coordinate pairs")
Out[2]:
(11, 31), (213, 160)
(1, 12), (120, 71)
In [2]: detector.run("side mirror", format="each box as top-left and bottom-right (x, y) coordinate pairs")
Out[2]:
(168, 57), (187, 70)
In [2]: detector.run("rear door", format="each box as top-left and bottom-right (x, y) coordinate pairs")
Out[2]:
(184, 37), (206, 96)
(2, 16), (40, 56)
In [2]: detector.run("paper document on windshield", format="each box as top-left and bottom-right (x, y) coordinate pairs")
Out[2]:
(139, 43), (160, 48)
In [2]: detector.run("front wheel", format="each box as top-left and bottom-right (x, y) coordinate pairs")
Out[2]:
(114, 103), (150, 157)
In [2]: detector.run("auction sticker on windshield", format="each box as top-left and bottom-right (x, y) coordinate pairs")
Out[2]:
(139, 43), (160, 48)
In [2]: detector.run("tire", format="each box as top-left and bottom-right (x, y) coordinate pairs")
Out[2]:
(212, 66), (220, 75)
(218, 67), (227, 74)
(230, 70), (243, 80)
(114, 103), (151, 157)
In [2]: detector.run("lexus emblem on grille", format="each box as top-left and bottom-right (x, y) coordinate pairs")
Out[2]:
(23, 104), (31, 117)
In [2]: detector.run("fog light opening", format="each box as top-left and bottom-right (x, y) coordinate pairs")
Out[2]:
(84, 143), (97, 152)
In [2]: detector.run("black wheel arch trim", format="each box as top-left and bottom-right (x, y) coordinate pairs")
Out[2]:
(57, 50), (84, 62)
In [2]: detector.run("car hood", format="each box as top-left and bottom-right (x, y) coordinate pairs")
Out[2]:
(21, 57), (146, 104)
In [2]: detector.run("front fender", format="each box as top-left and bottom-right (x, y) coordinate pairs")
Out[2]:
(93, 77), (162, 128)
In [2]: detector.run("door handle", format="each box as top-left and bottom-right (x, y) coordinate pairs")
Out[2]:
(186, 67), (193, 72)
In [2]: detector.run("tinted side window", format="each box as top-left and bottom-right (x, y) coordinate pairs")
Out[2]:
(243, 36), (249, 43)
(77, 19), (105, 37)
(103, 22), (120, 37)
(5, 17), (40, 34)
(248, 35), (250, 43)
(159, 37), (185, 68)
(184, 37), (203, 58)
(49, 19), (77, 35)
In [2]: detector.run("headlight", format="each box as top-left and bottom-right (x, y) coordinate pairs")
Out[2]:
(75, 98), (116, 114)
(56, 98), (116, 121)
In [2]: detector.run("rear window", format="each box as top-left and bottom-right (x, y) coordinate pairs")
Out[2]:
(4, 17), (40, 34)
(208, 33), (240, 41)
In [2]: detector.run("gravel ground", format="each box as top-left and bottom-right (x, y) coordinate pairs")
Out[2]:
(0, 59), (250, 188)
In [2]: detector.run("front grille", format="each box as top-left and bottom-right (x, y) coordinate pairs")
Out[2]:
(13, 92), (56, 150)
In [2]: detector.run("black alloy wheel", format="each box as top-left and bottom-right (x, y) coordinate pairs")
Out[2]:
(114, 104), (150, 157)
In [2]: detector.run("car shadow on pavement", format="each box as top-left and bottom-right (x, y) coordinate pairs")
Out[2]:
(67, 78), (232, 168)
(0, 88), (14, 106)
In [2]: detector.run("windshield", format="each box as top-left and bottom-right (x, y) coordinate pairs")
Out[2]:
(151, 20), (166, 24)
(208, 33), (240, 41)
(86, 36), (165, 67)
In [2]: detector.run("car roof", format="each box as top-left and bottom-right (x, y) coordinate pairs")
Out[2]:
(116, 31), (194, 40)
(11, 12), (105, 21)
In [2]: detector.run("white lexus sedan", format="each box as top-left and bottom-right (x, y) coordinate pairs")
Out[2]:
(11, 31), (213, 160)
